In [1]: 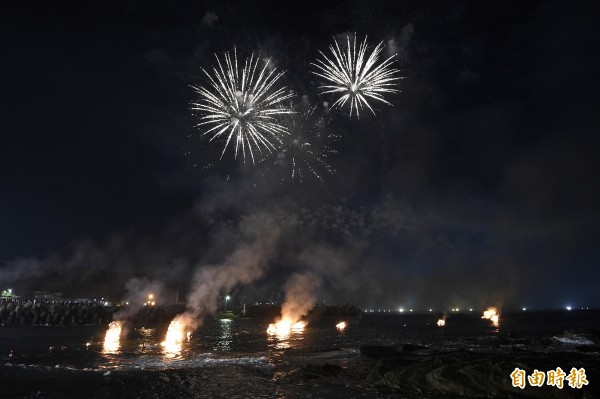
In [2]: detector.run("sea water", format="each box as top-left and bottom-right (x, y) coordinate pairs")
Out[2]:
(1, 311), (598, 398)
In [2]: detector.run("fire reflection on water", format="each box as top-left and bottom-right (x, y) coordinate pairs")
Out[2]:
(266, 319), (306, 349)
(135, 326), (156, 354)
(214, 319), (233, 351)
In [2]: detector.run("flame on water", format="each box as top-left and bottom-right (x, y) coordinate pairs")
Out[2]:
(336, 321), (347, 331)
(292, 321), (306, 331)
(161, 319), (188, 355)
(437, 317), (446, 327)
(482, 307), (500, 327)
(103, 321), (122, 353)
(267, 318), (306, 339)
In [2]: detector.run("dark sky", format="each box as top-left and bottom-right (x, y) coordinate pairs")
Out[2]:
(1, 0), (599, 309)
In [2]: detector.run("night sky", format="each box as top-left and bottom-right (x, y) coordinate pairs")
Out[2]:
(2, 0), (599, 310)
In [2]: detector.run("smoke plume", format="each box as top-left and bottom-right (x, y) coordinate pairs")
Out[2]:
(112, 277), (167, 322)
(280, 271), (323, 323)
(170, 212), (281, 332)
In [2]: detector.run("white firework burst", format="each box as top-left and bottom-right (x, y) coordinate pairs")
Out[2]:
(191, 49), (293, 164)
(311, 35), (401, 117)
(275, 107), (338, 183)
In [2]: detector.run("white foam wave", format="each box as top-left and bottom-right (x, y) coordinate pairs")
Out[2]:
(552, 336), (594, 346)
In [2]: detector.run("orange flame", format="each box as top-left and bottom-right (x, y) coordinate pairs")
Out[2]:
(267, 318), (306, 338)
(292, 321), (306, 331)
(437, 317), (446, 327)
(103, 321), (122, 353)
(161, 318), (189, 355)
(336, 321), (347, 331)
(482, 307), (500, 327)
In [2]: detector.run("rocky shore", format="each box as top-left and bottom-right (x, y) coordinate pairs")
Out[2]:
(280, 332), (600, 398)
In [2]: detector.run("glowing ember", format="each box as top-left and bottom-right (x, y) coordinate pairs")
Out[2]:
(482, 307), (500, 327)
(437, 318), (446, 327)
(267, 319), (306, 338)
(161, 319), (187, 354)
(103, 321), (122, 353)
(336, 321), (347, 331)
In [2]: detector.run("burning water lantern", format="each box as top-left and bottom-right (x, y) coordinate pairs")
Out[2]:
(482, 307), (500, 327)
(437, 317), (446, 327)
(103, 321), (122, 353)
(267, 319), (306, 338)
(161, 319), (188, 355)
(336, 321), (347, 331)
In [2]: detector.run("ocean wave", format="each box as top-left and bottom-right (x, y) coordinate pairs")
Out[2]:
(130, 354), (272, 370)
(4, 353), (273, 373)
(552, 335), (595, 346)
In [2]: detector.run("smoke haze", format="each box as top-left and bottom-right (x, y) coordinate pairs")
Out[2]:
(280, 272), (323, 323)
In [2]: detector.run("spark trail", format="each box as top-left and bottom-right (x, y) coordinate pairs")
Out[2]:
(275, 107), (338, 183)
(191, 49), (293, 164)
(311, 35), (402, 117)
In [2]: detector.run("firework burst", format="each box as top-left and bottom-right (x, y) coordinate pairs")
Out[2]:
(311, 35), (402, 117)
(275, 106), (338, 183)
(191, 49), (293, 164)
